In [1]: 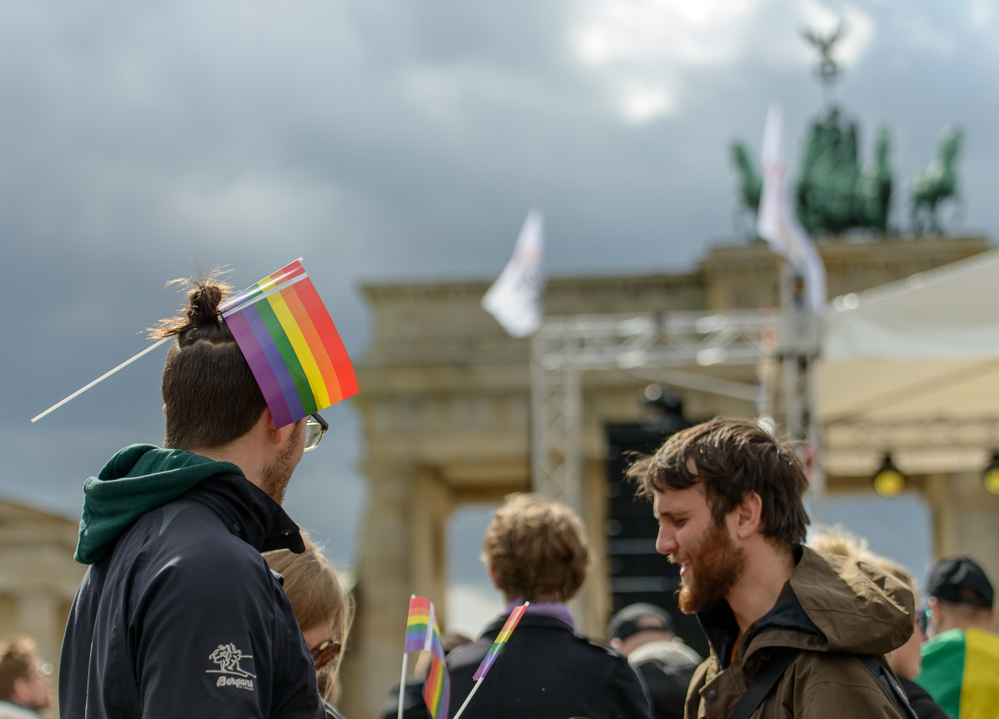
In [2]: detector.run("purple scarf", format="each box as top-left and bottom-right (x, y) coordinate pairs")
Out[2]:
(503, 599), (575, 630)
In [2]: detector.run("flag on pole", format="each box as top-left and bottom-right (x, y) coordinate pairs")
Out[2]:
(403, 596), (451, 719)
(482, 208), (545, 337)
(472, 603), (528, 680)
(219, 259), (358, 428)
(757, 102), (827, 314)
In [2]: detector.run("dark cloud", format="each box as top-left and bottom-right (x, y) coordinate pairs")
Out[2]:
(1, 0), (995, 568)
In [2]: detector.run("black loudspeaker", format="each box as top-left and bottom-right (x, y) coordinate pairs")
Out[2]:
(604, 419), (709, 659)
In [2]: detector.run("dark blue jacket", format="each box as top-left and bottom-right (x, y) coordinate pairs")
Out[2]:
(446, 613), (653, 719)
(60, 472), (325, 719)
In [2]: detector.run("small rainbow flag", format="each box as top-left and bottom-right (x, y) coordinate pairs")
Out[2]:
(405, 596), (435, 653)
(220, 259), (358, 428)
(404, 596), (450, 719)
(472, 603), (528, 680)
(423, 650), (449, 719)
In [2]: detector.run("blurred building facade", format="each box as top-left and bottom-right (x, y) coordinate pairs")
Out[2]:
(341, 235), (996, 719)
(0, 499), (85, 716)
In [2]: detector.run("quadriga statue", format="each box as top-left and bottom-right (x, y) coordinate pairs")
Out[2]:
(795, 107), (893, 236)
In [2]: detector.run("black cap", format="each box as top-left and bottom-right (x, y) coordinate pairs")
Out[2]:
(928, 556), (994, 608)
(608, 603), (676, 642)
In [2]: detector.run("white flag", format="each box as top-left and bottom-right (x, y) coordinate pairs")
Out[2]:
(757, 102), (827, 314)
(482, 208), (545, 337)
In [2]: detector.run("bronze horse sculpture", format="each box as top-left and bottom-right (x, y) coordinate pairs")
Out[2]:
(911, 124), (963, 235)
(730, 140), (763, 236)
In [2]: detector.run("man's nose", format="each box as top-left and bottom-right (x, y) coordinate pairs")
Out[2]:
(656, 526), (677, 555)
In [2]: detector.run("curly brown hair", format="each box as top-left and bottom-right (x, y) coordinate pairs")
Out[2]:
(481, 494), (589, 603)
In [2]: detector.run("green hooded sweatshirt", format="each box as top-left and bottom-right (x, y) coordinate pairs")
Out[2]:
(75, 444), (244, 565)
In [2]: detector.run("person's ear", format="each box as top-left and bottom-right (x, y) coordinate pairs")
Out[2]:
(10, 676), (29, 702)
(732, 492), (763, 540)
(259, 408), (285, 446)
(162, 404), (167, 417)
(486, 564), (500, 590)
(928, 597), (943, 626)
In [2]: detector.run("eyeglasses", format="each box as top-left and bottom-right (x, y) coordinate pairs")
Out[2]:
(34, 663), (53, 679)
(310, 638), (341, 670)
(304, 413), (328, 452)
(917, 607), (931, 636)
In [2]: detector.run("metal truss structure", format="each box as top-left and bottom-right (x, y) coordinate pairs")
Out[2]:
(530, 310), (775, 511)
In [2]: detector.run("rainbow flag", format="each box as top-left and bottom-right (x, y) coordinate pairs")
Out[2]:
(472, 603), (528, 680)
(403, 596), (450, 719)
(220, 259), (358, 428)
(917, 628), (999, 719)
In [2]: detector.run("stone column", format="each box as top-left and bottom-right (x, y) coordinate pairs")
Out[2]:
(340, 459), (415, 719)
(15, 592), (60, 667)
(409, 470), (453, 626)
(339, 462), (454, 719)
(924, 473), (958, 558)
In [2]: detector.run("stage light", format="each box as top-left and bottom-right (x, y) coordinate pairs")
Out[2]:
(983, 451), (999, 496)
(873, 453), (904, 497)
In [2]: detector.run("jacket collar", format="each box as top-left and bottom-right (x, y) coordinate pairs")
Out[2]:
(183, 473), (305, 553)
(480, 612), (574, 641)
(697, 545), (825, 669)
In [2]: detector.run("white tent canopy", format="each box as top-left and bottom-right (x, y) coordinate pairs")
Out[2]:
(818, 247), (999, 477)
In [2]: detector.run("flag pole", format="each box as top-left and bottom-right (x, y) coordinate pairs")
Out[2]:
(396, 654), (409, 719)
(452, 600), (530, 719)
(398, 594), (416, 719)
(30, 337), (171, 423)
(451, 679), (483, 719)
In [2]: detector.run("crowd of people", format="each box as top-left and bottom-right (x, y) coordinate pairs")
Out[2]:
(12, 277), (994, 718)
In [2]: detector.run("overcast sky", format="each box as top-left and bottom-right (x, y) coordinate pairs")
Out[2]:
(0, 0), (988, 602)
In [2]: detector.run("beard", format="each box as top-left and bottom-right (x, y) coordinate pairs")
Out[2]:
(258, 421), (304, 505)
(675, 520), (746, 614)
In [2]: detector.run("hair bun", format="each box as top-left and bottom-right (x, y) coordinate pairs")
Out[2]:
(188, 283), (225, 327)
(149, 272), (234, 342)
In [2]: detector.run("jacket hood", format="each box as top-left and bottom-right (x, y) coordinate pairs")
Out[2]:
(701, 546), (915, 666)
(786, 546), (914, 655)
(75, 444), (244, 565)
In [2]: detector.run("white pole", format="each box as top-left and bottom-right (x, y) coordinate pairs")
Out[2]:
(451, 679), (484, 719)
(398, 593), (418, 719)
(31, 337), (171, 423)
(396, 652), (409, 719)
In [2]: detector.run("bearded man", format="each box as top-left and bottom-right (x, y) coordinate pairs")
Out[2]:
(627, 417), (917, 719)
(60, 278), (331, 719)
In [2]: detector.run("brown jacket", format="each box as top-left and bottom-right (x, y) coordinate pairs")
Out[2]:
(684, 546), (915, 719)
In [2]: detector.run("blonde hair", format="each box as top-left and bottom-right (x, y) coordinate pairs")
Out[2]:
(810, 526), (915, 591)
(264, 534), (353, 690)
(482, 493), (589, 603)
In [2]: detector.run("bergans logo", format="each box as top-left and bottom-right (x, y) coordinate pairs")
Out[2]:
(206, 643), (256, 692)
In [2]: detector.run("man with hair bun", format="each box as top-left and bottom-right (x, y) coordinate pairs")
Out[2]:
(445, 493), (652, 719)
(627, 417), (916, 719)
(60, 277), (329, 718)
